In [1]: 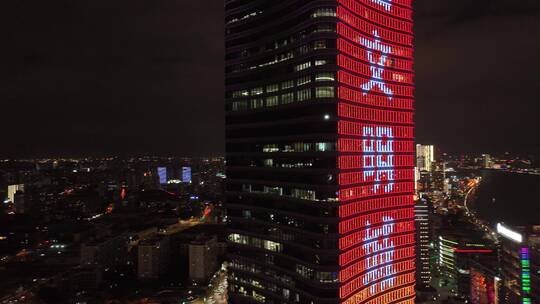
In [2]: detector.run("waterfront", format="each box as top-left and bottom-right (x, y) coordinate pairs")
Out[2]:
(469, 170), (540, 226)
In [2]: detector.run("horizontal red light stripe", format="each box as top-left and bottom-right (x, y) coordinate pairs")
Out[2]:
(338, 103), (414, 124)
(338, 55), (414, 85)
(347, 0), (413, 20)
(340, 260), (416, 298)
(390, 0), (413, 8)
(339, 71), (415, 98)
(337, 38), (414, 72)
(362, 285), (415, 304)
(339, 86), (414, 111)
(340, 228), (415, 259)
(338, 6), (413, 46)
(339, 121), (414, 138)
(338, 138), (415, 153)
(340, 246), (415, 282)
(338, 38), (413, 72)
(339, 208), (414, 234)
(338, 182), (415, 202)
(338, 23), (413, 59)
(338, 0), (412, 32)
(342, 273), (415, 304)
(338, 155), (415, 169)
(339, 194), (414, 217)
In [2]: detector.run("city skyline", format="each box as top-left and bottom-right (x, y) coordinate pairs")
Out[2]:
(3, 0), (540, 158)
(3, 1), (540, 304)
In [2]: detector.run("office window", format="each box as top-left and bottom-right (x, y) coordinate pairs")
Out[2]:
(266, 84), (279, 93)
(297, 76), (311, 86)
(264, 240), (282, 252)
(230, 233), (249, 245)
(281, 92), (295, 104)
(296, 264), (314, 279)
(316, 142), (334, 152)
(251, 87), (263, 95)
(232, 90), (249, 98)
(316, 272), (338, 283)
(297, 89), (312, 101)
(266, 96), (279, 107)
(314, 24), (335, 33)
(311, 8), (336, 18)
(263, 144), (279, 152)
(281, 80), (295, 90)
(293, 142), (313, 152)
(292, 189), (316, 200)
(313, 40), (327, 50)
(232, 101), (248, 111)
(264, 186), (283, 195)
(294, 62), (311, 72)
(315, 86), (335, 98)
(298, 44), (310, 55)
(251, 99), (264, 109)
(315, 60), (327, 66)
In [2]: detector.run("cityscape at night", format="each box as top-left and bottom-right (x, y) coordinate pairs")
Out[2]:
(2, 0), (540, 304)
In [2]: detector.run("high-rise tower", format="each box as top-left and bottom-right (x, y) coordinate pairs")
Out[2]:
(225, 1), (415, 303)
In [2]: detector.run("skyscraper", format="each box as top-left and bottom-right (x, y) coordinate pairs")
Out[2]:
(226, 1), (415, 303)
(415, 197), (432, 289)
(416, 144), (435, 172)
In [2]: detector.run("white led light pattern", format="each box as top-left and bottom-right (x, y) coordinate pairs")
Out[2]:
(359, 31), (394, 100)
(362, 126), (395, 193)
(371, 0), (393, 11)
(362, 216), (396, 293)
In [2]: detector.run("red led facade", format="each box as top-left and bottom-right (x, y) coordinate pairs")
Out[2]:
(337, 0), (415, 303)
(339, 121), (414, 138)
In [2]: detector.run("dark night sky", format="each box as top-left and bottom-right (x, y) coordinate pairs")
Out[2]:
(2, 0), (540, 158)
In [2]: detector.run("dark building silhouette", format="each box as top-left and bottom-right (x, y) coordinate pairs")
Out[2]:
(225, 0), (415, 303)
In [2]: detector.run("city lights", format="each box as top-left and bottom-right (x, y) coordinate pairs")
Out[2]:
(497, 223), (523, 243)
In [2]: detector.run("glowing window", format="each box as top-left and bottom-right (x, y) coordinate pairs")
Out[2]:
(316, 86), (335, 98)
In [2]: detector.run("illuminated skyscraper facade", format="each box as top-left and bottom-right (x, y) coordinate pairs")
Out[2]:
(226, 1), (415, 303)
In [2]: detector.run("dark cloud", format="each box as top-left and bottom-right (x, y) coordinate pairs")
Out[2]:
(1, 0), (539, 157)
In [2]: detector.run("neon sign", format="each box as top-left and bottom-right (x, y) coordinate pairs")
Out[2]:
(337, 0), (415, 303)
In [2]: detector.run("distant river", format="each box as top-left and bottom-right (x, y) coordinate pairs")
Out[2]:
(469, 170), (540, 226)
